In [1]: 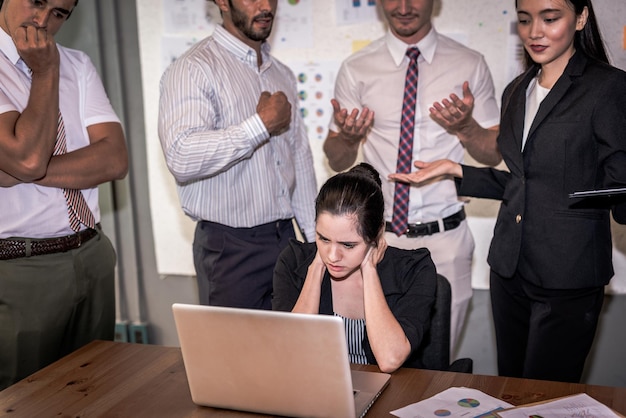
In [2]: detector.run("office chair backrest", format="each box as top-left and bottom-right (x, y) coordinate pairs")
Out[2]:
(414, 274), (473, 373)
(417, 274), (452, 370)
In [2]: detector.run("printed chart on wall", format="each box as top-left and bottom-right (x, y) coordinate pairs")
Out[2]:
(287, 60), (341, 188)
(335, 0), (380, 26)
(160, 0), (222, 72)
(162, 0), (220, 34)
(269, 0), (313, 50)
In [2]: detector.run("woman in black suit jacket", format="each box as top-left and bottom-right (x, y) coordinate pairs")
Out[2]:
(390, 0), (626, 383)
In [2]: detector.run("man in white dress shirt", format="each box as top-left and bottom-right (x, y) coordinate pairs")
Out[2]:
(0, 0), (128, 389)
(323, 0), (501, 356)
(158, 0), (316, 309)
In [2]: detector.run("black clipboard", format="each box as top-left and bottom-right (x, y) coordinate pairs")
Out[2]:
(569, 187), (626, 198)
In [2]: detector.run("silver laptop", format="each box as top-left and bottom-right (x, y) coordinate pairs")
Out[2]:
(172, 303), (390, 418)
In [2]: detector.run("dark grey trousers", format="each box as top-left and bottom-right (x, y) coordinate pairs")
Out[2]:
(0, 230), (116, 390)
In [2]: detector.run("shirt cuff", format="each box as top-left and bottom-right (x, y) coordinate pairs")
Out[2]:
(242, 114), (270, 147)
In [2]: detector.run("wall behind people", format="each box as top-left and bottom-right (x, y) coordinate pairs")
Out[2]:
(138, 0), (626, 293)
(50, 0), (626, 386)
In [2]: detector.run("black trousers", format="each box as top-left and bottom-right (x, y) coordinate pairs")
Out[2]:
(490, 269), (604, 383)
(193, 219), (296, 310)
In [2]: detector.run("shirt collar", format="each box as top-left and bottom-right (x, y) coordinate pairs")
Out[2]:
(386, 26), (438, 67)
(0, 27), (20, 66)
(213, 25), (271, 69)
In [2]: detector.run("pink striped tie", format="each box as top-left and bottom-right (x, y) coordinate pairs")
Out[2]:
(391, 47), (420, 236)
(54, 112), (96, 231)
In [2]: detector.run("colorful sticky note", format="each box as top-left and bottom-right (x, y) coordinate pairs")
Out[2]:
(352, 39), (371, 53)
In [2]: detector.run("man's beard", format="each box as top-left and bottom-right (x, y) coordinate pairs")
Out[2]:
(230, 0), (274, 42)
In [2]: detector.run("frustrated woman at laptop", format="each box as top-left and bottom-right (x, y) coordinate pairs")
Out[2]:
(272, 163), (437, 373)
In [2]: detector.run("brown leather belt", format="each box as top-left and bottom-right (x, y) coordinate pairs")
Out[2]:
(0, 224), (100, 260)
(385, 209), (466, 237)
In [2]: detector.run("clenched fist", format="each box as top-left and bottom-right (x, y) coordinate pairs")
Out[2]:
(14, 25), (60, 76)
(257, 91), (291, 136)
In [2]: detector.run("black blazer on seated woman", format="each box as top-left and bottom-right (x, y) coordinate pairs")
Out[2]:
(272, 239), (437, 369)
(457, 50), (626, 289)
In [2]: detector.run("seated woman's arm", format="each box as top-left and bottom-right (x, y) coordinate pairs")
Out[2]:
(272, 240), (325, 313)
(367, 246), (437, 372)
(363, 276), (409, 371)
(291, 251), (325, 314)
(362, 238), (415, 373)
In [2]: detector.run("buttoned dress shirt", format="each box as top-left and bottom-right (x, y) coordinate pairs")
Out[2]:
(158, 25), (316, 241)
(331, 28), (500, 223)
(0, 28), (120, 239)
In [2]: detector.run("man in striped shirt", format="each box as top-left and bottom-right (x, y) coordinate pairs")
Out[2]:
(158, 0), (316, 309)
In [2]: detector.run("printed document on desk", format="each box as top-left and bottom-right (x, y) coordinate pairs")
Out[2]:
(391, 387), (513, 418)
(496, 393), (622, 418)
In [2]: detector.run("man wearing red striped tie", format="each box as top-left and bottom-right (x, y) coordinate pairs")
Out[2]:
(0, 0), (128, 390)
(323, 0), (501, 360)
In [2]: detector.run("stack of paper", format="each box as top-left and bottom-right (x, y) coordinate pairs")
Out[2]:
(496, 393), (621, 418)
(391, 387), (513, 418)
(390, 389), (621, 418)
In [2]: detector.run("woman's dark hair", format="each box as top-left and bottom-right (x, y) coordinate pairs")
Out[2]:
(516, 0), (609, 69)
(315, 162), (384, 244)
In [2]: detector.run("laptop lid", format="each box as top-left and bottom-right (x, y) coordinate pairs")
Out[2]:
(172, 303), (390, 418)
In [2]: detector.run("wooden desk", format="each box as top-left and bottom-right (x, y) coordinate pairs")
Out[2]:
(1, 340), (625, 417)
